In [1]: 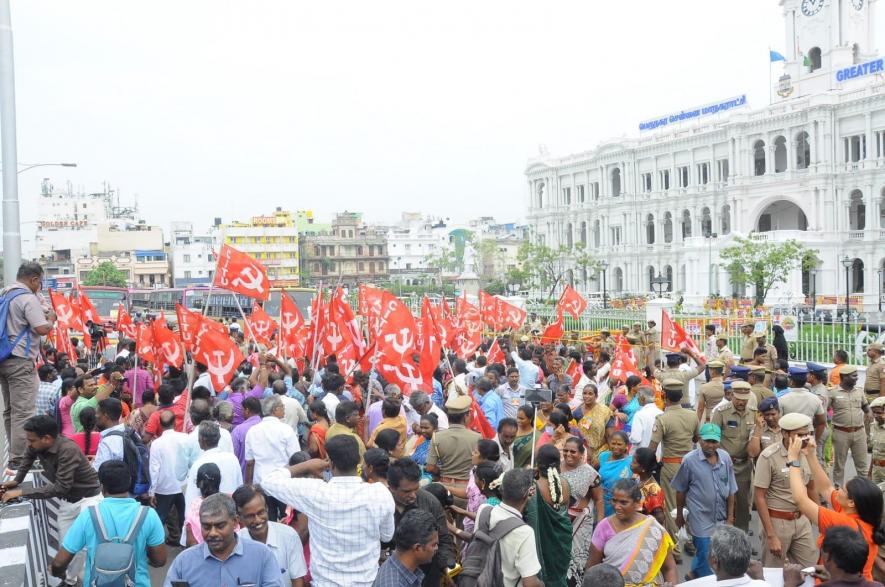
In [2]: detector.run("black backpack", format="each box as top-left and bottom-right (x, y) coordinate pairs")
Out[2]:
(457, 505), (526, 587)
(105, 427), (151, 496)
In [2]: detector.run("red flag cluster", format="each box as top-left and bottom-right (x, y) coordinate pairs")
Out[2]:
(478, 291), (526, 331)
(661, 309), (701, 355)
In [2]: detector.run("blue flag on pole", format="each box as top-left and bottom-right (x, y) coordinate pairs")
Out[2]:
(770, 50), (786, 62)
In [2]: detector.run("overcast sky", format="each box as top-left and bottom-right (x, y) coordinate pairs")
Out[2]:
(8, 0), (858, 237)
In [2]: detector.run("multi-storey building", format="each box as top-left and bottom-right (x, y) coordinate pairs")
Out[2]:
(300, 212), (389, 286)
(169, 222), (217, 286)
(387, 213), (451, 285)
(526, 0), (885, 310)
(221, 208), (300, 287)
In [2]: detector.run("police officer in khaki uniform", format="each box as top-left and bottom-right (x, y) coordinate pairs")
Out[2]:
(654, 352), (705, 403)
(696, 360), (726, 424)
(867, 396), (885, 484)
(648, 379), (699, 560)
(829, 364), (869, 487)
(645, 320), (660, 369)
(749, 396), (782, 458)
(715, 334), (735, 374)
(753, 412), (818, 569)
(865, 342), (885, 400)
(739, 322), (756, 363)
(711, 380), (756, 532)
(598, 329), (615, 358)
(748, 366), (774, 406)
(806, 362), (831, 463)
(753, 332), (779, 371)
(778, 367), (827, 447)
(426, 395), (481, 494)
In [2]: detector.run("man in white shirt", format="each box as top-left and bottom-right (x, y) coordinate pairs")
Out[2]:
(182, 399), (234, 470)
(474, 469), (543, 587)
(245, 396), (301, 521)
(629, 386), (663, 458)
(262, 434), (395, 587)
(193, 362), (216, 395)
(708, 525), (770, 586)
(407, 390), (448, 435)
(149, 410), (189, 543)
(183, 422), (243, 513)
(92, 398), (126, 472)
(268, 380), (308, 434)
(704, 324), (718, 361)
(320, 373), (347, 418)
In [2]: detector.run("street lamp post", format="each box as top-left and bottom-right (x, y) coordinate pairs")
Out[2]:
(651, 273), (670, 298)
(0, 0), (20, 287)
(842, 255), (853, 325)
(9, 162), (77, 174)
(706, 231), (717, 296)
(878, 267), (883, 313)
(810, 269), (817, 312)
(600, 260), (609, 309)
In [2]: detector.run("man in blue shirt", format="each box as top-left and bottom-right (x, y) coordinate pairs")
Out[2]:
(474, 378), (503, 429)
(165, 493), (283, 587)
(373, 509), (439, 587)
(51, 460), (166, 587)
(671, 423), (738, 581)
(510, 348), (540, 389)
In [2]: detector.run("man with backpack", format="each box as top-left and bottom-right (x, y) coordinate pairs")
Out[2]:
(93, 397), (152, 497)
(460, 468), (543, 587)
(0, 261), (56, 469)
(51, 459), (166, 587)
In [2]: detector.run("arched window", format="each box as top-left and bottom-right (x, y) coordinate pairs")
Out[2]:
(851, 258), (864, 293)
(646, 266), (655, 291)
(721, 204), (732, 235)
(646, 214), (655, 244)
(664, 265), (673, 292)
(565, 223), (574, 248)
(809, 47), (822, 72)
(753, 140), (766, 176)
(580, 221), (587, 246)
(701, 207), (712, 236)
(849, 190), (865, 230)
(681, 209), (692, 239)
(678, 265), (686, 292)
(611, 168), (622, 197)
(774, 136), (787, 173)
(796, 131), (811, 169)
(880, 187), (885, 228)
(537, 182), (545, 208)
(663, 212), (673, 243)
(593, 219), (601, 247)
(613, 267), (624, 292)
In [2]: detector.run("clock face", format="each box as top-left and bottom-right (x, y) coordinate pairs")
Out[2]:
(801, 0), (825, 16)
(852, 0), (864, 10)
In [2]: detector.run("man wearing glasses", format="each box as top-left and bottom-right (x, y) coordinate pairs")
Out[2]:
(0, 262), (56, 470)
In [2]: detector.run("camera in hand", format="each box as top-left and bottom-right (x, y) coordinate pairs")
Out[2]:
(525, 385), (552, 404)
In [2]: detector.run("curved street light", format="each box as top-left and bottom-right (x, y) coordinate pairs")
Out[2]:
(6, 162), (77, 174)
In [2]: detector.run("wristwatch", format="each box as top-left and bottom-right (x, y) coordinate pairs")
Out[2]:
(788, 460), (802, 468)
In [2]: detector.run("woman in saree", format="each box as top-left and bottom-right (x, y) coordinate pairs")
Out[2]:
(574, 383), (613, 467)
(513, 404), (536, 469)
(597, 431), (634, 517)
(525, 444), (572, 587)
(535, 409), (579, 454)
(562, 436), (604, 587)
(587, 478), (678, 586)
(404, 412), (437, 467)
(613, 375), (643, 434)
(631, 447), (669, 530)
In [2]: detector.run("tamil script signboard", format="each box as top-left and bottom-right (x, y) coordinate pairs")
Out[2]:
(639, 94), (748, 132)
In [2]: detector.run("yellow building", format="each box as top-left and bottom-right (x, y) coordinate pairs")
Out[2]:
(221, 207), (300, 287)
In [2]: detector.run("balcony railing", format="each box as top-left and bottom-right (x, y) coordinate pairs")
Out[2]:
(848, 230), (864, 241)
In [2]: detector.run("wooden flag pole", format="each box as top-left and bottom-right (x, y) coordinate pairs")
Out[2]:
(233, 295), (261, 350)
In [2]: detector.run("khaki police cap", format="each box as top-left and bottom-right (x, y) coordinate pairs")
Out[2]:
(749, 366), (767, 376)
(707, 360), (725, 369)
(662, 378), (684, 391)
(445, 394), (472, 413)
(839, 365), (858, 375)
(742, 321), (755, 328)
(716, 334), (729, 342)
(870, 396), (885, 409)
(753, 332), (767, 339)
(730, 381), (752, 399)
(779, 412), (812, 431)
(869, 342), (885, 353)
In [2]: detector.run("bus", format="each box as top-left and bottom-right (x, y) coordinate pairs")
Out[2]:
(128, 286), (314, 323)
(75, 286), (130, 328)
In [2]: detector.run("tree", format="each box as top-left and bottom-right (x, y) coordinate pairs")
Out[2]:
(82, 261), (128, 287)
(720, 236), (820, 306)
(425, 248), (459, 274)
(517, 241), (597, 301)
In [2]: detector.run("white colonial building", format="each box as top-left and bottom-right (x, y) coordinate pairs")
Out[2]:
(526, 0), (885, 310)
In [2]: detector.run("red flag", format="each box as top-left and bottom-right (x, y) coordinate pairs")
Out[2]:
(55, 323), (78, 363)
(419, 297), (441, 385)
(175, 304), (201, 352)
(76, 287), (101, 325)
(375, 291), (425, 393)
(212, 244), (271, 301)
(486, 338), (505, 364)
(497, 297), (526, 330)
(660, 310), (701, 354)
(454, 295), (482, 359)
(540, 310), (565, 343)
(566, 358), (582, 383)
(478, 291), (501, 330)
(151, 319), (184, 369)
(558, 285), (587, 320)
(306, 291), (327, 365)
(135, 323), (155, 364)
(246, 302), (278, 346)
(436, 299), (457, 348)
(279, 291), (307, 359)
(468, 396), (496, 439)
(117, 303), (136, 339)
(358, 284), (385, 341)
(193, 327), (245, 390)
(610, 339), (641, 382)
(324, 289), (363, 375)
(329, 288), (366, 355)
(51, 290), (91, 348)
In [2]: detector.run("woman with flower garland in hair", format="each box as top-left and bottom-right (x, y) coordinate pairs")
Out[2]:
(525, 443), (572, 587)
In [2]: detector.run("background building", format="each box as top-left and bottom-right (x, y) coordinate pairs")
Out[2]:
(525, 0), (885, 310)
(300, 211), (389, 286)
(169, 222), (216, 286)
(221, 208), (300, 287)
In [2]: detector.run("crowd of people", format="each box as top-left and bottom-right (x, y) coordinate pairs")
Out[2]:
(2, 261), (885, 586)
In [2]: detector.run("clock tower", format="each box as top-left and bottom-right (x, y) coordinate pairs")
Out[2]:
(776, 0), (878, 99)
